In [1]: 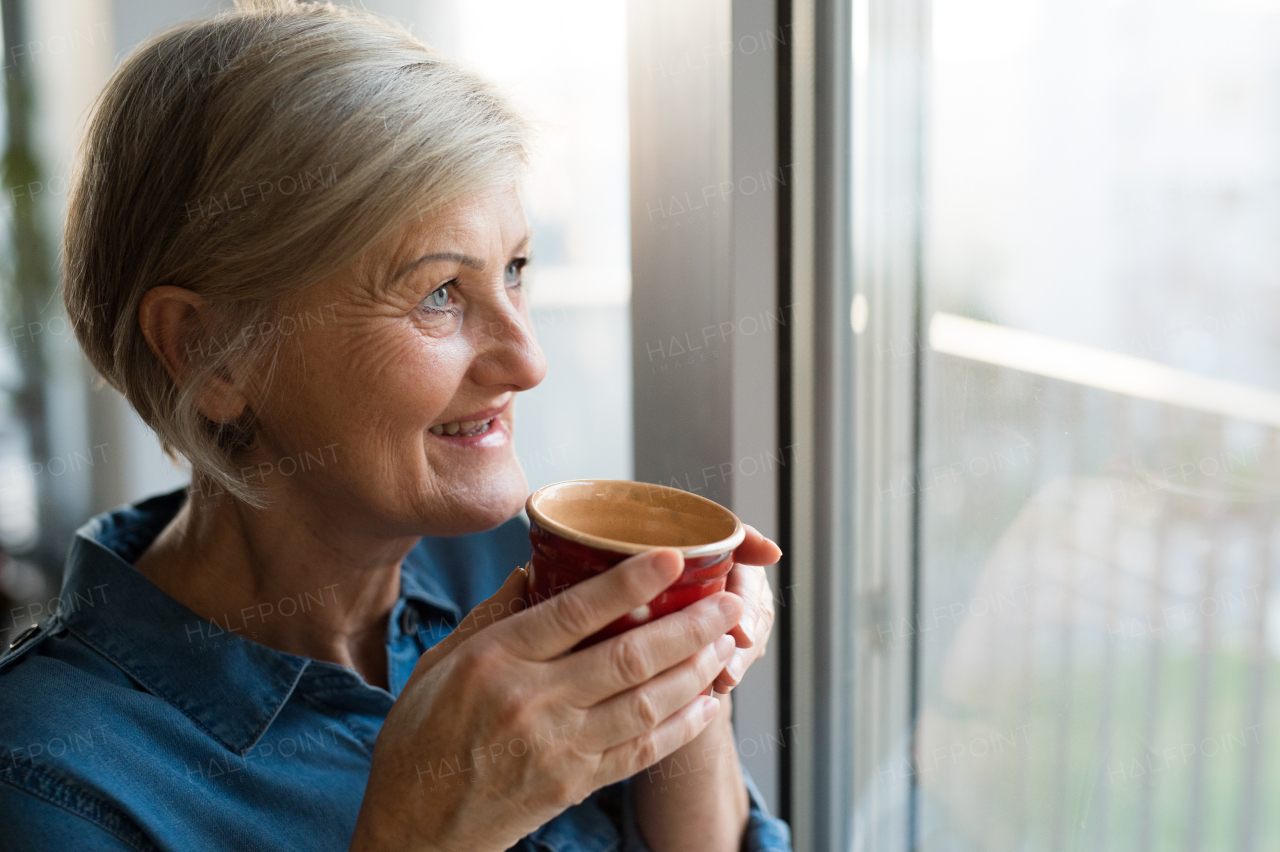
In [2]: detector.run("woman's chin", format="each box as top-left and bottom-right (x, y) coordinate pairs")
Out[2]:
(426, 469), (530, 535)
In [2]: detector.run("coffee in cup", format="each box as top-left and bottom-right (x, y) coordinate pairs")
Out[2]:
(524, 479), (745, 649)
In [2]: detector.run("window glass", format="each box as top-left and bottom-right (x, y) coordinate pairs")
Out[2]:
(444, 0), (633, 491)
(918, 0), (1280, 848)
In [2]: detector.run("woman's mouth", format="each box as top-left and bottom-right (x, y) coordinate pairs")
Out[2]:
(428, 417), (495, 437)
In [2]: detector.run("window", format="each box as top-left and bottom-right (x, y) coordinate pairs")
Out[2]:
(914, 0), (1280, 847)
(441, 0), (634, 492)
(804, 0), (1280, 848)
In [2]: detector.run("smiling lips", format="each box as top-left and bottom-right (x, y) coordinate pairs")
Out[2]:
(428, 417), (495, 437)
(429, 398), (510, 440)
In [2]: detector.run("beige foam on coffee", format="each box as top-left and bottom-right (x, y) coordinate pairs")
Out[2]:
(533, 481), (736, 548)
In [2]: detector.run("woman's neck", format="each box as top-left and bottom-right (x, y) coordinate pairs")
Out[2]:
(134, 486), (419, 690)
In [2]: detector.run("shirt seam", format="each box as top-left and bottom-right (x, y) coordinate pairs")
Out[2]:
(294, 692), (378, 757)
(61, 619), (303, 756)
(238, 658), (311, 755)
(60, 620), (231, 747)
(0, 765), (158, 852)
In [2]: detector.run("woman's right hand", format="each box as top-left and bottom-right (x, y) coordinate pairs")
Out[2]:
(348, 548), (743, 852)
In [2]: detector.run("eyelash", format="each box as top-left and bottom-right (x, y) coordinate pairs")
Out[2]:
(420, 280), (459, 316)
(506, 257), (528, 287)
(418, 258), (529, 315)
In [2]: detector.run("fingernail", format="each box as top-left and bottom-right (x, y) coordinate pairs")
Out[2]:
(718, 595), (741, 619)
(726, 651), (746, 681)
(714, 634), (735, 659)
(699, 696), (719, 722)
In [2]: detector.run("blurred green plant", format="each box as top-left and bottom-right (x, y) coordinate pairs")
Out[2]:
(1, 0), (60, 567)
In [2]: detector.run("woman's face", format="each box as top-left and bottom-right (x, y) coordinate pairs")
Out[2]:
(246, 185), (547, 539)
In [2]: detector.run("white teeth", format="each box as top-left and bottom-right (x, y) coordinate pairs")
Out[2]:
(444, 422), (460, 435)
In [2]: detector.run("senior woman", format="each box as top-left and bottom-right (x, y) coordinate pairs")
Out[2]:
(0, 2), (790, 851)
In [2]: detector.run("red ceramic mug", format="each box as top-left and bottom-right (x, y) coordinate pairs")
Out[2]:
(524, 479), (746, 650)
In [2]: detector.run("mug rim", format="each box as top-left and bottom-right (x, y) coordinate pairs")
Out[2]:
(525, 479), (746, 558)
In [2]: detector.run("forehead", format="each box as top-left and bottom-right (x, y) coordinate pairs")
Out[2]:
(346, 186), (528, 296)
(402, 186), (528, 252)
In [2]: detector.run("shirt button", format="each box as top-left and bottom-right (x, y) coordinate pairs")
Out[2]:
(399, 605), (420, 636)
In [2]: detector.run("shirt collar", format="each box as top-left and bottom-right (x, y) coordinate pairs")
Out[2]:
(58, 489), (310, 756)
(399, 548), (464, 622)
(56, 488), (460, 757)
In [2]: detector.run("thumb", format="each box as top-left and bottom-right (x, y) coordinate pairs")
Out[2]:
(415, 564), (528, 671)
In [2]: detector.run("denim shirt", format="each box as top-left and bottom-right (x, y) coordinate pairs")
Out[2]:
(0, 489), (791, 852)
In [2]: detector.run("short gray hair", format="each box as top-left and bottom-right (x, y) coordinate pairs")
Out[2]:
(63, 0), (529, 505)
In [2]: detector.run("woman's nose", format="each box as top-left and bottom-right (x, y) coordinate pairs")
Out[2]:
(471, 307), (547, 392)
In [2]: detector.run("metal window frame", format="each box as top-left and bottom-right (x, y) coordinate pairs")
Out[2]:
(629, 0), (924, 845)
(787, 0), (924, 849)
(628, 0), (789, 816)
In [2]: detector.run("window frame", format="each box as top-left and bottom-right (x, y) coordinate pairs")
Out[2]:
(787, 0), (926, 848)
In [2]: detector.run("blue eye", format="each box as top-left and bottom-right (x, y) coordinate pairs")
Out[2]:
(423, 284), (451, 309)
(505, 259), (526, 285)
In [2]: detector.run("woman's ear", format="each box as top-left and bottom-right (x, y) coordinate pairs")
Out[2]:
(138, 286), (247, 423)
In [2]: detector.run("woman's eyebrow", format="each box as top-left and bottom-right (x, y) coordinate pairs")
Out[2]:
(390, 234), (531, 283)
(392, 251), (485, 282)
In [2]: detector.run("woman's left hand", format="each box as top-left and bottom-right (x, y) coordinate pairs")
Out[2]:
(631, 525), (781, 852)
(711, 525), (780, 693)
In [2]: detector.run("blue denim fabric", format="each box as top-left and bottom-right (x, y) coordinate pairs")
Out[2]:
(0, 489), (791, 851)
